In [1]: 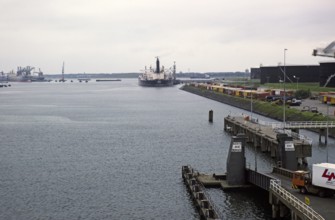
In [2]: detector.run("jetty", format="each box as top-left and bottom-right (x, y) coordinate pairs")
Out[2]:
(96, 79), (121, 82)
(224, 115), (312, 168)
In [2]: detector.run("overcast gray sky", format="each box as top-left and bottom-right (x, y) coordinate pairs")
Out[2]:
(1, 0), (334, 74)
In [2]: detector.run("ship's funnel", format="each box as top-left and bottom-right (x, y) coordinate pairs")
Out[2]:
(155, 57), (160, 73)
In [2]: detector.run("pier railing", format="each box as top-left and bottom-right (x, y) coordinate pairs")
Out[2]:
(270, 179), (325, 220)
(263, 121), (335, 129)
(273, 128), (313, 145)
(229, 114), (335, 129)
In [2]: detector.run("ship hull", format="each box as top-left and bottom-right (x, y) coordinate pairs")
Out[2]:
(7, 76), (47, 82)
(138, 79), (174, 87)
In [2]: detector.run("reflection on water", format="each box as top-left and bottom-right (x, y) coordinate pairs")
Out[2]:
(0, 79), (332, 219)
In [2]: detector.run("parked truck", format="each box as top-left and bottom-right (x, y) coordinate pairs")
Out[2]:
(292, 163), (335, 197)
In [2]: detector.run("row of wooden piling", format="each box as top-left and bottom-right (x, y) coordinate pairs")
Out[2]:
(181, 165), (221, 220)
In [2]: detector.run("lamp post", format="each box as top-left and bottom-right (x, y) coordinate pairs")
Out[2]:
(293, 75), (299, 90)
(250, 90), (253, 119)
(255, 140), (257, 171)
(283, 49), (287, 126)
(327, 100), (329, 139)
(326, 102), (329, 162)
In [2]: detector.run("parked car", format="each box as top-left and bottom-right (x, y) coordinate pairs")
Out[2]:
(310, 107), (318, 113)
(265, 95), (282, 102)
(301, 106), (310, 112)
(289, 98), (302, 106)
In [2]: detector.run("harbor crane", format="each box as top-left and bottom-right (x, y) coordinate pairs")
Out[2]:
(313, 41), (335, 58)
(17, 66), (35, 76)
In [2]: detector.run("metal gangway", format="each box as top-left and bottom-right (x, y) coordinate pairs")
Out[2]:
(229, 113), (331, 144)
(260, 120), (335, 144)
(231, 112), (335, 130)
(261, 121), (335, 129)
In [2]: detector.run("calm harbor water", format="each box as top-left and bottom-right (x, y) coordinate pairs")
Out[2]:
(0, 79), (333, 220)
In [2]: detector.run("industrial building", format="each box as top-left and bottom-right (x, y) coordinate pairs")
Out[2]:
(259, 65), (319, 84)
(250, 68), (261, 79)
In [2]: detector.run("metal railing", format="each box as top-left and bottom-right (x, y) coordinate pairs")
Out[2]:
(272, 167), (295, 179)
(273, 128), (313, 145)
(228, 114), (335, 129)
(270, 179), (325, 220)
(269, 121), (335, 129)
(258, 120), (280, 127)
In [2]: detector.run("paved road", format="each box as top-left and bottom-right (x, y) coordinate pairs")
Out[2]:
(290, 98), (335, 119)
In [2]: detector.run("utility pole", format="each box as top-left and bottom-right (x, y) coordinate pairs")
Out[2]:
(283, 49), (287, 126)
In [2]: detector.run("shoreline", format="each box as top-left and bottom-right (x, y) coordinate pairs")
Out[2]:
(180, 84), (335, 137)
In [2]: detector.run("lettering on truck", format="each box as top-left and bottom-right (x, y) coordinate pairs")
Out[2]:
(322, 169), (335, 185)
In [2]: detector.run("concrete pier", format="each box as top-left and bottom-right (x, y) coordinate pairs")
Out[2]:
(224, 115), (311, 167)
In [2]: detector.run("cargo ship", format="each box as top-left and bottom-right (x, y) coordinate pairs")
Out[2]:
(3, 66), (48, 82)
(138, 57), (177, 87)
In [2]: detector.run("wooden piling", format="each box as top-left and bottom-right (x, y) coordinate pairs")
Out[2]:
(209, 110), (213, 122)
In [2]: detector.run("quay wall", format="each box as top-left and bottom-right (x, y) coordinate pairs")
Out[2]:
(181, 85), (335, 136)
(181, 84), (254, 114)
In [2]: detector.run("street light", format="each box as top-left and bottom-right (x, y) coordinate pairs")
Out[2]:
(250, 89), (253, 119)
(293, 75), (299, 90)
(250, 89), (257, 171)
(326, 102), (329, 161)
(283, 49), (287, 126)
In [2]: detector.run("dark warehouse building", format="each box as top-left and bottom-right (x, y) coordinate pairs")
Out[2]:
(250, 68), (261, 79)
(259, 65), (319, 84)
(319, 62), (335, 87)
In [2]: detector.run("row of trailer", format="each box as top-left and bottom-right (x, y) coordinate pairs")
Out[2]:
(189, 83), (335, 107)
(320, 92), (335, 105)
(190, 82), (294, 101)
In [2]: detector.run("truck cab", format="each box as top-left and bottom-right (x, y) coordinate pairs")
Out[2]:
(292, 170), (310, 190)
